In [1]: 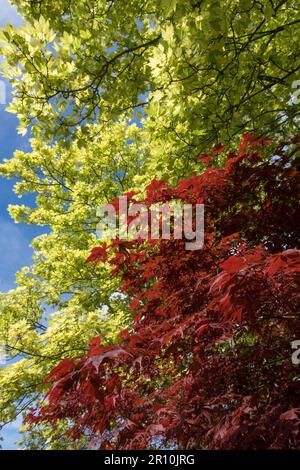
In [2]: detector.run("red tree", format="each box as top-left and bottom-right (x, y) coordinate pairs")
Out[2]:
(28, 135), (300, 449)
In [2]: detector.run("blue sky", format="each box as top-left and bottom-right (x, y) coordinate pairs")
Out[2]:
(0, 0), (46, 449)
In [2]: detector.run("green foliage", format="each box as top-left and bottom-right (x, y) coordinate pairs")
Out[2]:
(0, 121), (139, 447)
(1, 0), (299, 176)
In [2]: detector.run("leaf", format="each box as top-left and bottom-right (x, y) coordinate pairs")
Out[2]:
(46, 359), (76, 382)
(85, 244), (108, 266)
(221, 256), (246, 274)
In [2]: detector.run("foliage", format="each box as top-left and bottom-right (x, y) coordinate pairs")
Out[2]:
(0, 0), (299, 178)
(27, 135), (300, 449)
(0, 0), (299, 448)
(0, 121), (140, 447)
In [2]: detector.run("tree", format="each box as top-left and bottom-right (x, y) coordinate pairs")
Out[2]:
(27, 135), (300, 449)
(0, 120), (143, 447)
(0, 0), (299, 448)
(1, 1), (300, 175)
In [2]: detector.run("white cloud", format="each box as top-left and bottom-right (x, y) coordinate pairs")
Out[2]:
(0, 0), (22, 27)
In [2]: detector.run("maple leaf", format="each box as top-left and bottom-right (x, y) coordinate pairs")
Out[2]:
(221, 255), (246, 274)
(46, 359), (76, 382)
(198, 153), (212, 164)
(85, 244), (108, 266)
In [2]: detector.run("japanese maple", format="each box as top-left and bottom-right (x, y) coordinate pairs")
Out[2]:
(27, 135), (300, 449)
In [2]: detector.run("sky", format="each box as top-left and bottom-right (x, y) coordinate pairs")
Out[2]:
(0, 0), (46, 449)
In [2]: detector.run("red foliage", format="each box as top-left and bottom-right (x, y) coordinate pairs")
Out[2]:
(27, 136), (300, 449)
